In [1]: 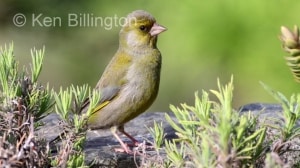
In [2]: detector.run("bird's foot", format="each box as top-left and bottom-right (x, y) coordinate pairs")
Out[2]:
(113, 143), (135, 154)
(114, 147), (132, 154)
(127, 141), (155, 152)
(113, 141), (154, 154)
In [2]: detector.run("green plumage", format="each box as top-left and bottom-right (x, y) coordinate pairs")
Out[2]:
(83, 10), (166, 153)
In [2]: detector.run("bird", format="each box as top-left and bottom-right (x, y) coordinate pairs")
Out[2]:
(85, 10), (166, 153)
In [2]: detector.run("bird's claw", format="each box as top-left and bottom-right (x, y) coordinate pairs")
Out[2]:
(113, 143), (133, 154)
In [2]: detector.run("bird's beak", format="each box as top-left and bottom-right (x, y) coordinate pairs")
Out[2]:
(150, 23), (167, 36)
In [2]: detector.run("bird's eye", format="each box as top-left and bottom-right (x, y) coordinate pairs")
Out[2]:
(139, 25), (147, 31)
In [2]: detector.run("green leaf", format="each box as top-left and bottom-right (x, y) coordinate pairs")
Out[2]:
(30, 47), (44, 83)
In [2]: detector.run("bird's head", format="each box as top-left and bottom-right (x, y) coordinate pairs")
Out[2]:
(119, 10), (167, 49)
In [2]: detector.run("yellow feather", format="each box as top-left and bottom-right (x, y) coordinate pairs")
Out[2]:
(91, 101), (110, 115)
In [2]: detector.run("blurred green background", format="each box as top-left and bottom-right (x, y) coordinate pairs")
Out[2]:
(1, 0), (300, 112)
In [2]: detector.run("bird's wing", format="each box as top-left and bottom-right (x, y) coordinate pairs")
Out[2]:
(99, 86), (120, 103)
(81, 86), (120, 114)
(82, 51), (132, 114)
(93, 86), (120, 113)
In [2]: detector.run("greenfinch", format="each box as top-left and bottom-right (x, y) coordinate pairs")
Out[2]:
(86, 10), (166, 153)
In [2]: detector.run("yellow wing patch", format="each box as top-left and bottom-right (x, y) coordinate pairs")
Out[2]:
(91, 100), (110, 115)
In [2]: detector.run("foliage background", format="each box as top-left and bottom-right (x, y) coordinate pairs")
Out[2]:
(1, 0), (300, 112)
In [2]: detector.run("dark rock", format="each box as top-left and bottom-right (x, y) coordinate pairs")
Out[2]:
(37, 111), (178, 167)
(37, 103), (300, 167)
(239, 103), (300, 127)
(239, 103), (283, 113)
